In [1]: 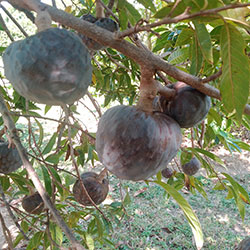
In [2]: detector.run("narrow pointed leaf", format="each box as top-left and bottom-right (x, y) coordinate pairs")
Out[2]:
(193, 22), (213, 64)
(168, 47), (189, 64)
(190, 35), (203, 75)
(155, 180), (203, 249)
(220, 23), (250, 121)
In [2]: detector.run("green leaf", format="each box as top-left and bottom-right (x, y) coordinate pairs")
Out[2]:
(48, 166), (63, 196)
(124, 1), (141, 25)
(187, 147), (225, 166)
(155, 180), (203, 249)
(175, 28), (194, 46)
(136, 0), (156, 12)
(42, 133), (57, 155)
(118, 8), (128, 30)
(193, 22), (213, 64)
(220, 23), (250, 122)
(221, 8), (250, 29)
(190, 34), (203, 75)
(168, 47), (189, 64)
(45, 154), (60, 164)
(27, 232), (44, 250)
(34, 119), (44, 147)
(68, 211), (80, 227)
(21, 220), (29, 233)
(84, 233), (95, 250)
(44, 105), (52, 115)
(41, 165), (52, 196)
(0, 23), (4, 31)
(50, 223), (63, 246)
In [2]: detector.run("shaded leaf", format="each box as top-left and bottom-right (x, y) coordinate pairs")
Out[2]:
(42, 133), (57, 155)
(193, 21), (213, 64)
(175, 28), (194, 46)
(41, 165), (52, 196)
(168, 47), (189, 64)
(220, 23), (250, 121)
(190, 34), (203, 75)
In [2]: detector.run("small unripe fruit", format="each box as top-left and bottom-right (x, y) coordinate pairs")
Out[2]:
(73, 172), (109, 206)
(181, 157), (201, 176)
(22, 192), (44, 215)
(161, 167), (174, 179)
(79, 14), (119, 51)
(0, 140), (22, 174)
(236, 237), (250, 250)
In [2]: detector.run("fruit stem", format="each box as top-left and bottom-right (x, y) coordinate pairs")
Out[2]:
(137, 67), (157, 113)
(96, 0), (105, 18)
(97, 168), (108, 182)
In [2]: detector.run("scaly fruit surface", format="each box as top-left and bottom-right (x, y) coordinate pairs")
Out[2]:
(159, 82), (211, 128)
(73, 172), (109, 206)
(96, 105), (182, 181)
(22, 192), (44, 215)
(79, 15), (118, 50)
(3, 28), (92, 105)
(181, 157), (201, 176)
(0, 140), (22, 174)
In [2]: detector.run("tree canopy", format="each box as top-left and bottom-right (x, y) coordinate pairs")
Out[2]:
(0, 0), (249, 249)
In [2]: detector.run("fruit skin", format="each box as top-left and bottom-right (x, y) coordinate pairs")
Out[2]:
(73, 172), (109, 206)
(161, 167), (174, 179)
(181, 157), (201, 176)
(236, 237), (250, 250)
(3, 28), (92, 105)
(0, 140), (22, 174)
(79, 14), (119, 50)
(160, 82), (211, 128)
(22, 192), (44, 215)
(96, 105), (182, 181)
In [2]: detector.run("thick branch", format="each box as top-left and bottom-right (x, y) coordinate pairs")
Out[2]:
(4, 0), (250, 115)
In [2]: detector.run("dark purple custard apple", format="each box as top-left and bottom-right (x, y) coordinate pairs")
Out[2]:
(73, 172), (109, 206)
(161, 167), (174, 179)
(181, 157), (201, 176)
(96, 105), (182, 181)
(79, 14), (119, 51)
(22, 192), (44, 215)
(0, 140), (22, 174)
(160, 82), (211, 128)
(3, 28), (92, 105)
(236, 237), (250, 250)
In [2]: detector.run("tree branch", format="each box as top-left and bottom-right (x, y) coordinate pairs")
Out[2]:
(4, 0), (250, 116)
(117, 3), (250, 38)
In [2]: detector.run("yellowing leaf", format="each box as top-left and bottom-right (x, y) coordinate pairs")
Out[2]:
(64, 6), (72, 13)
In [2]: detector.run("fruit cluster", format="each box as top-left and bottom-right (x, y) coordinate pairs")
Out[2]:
(79, 14), (119, 51)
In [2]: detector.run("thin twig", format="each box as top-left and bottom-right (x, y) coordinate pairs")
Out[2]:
(0, 183), (29, 241)
(0, 95), (84, 248)
(201, 68), (222, 83)
(0, 13), (14, 41)
(117, 3), (250, 38)
(10, 111), (96, 141)
(62, 105), (108, 221)
(0, 211), (13, 249)
(0, 3), (29, 37)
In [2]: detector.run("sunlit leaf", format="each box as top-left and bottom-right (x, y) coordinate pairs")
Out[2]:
(155, 180), (203, 249)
